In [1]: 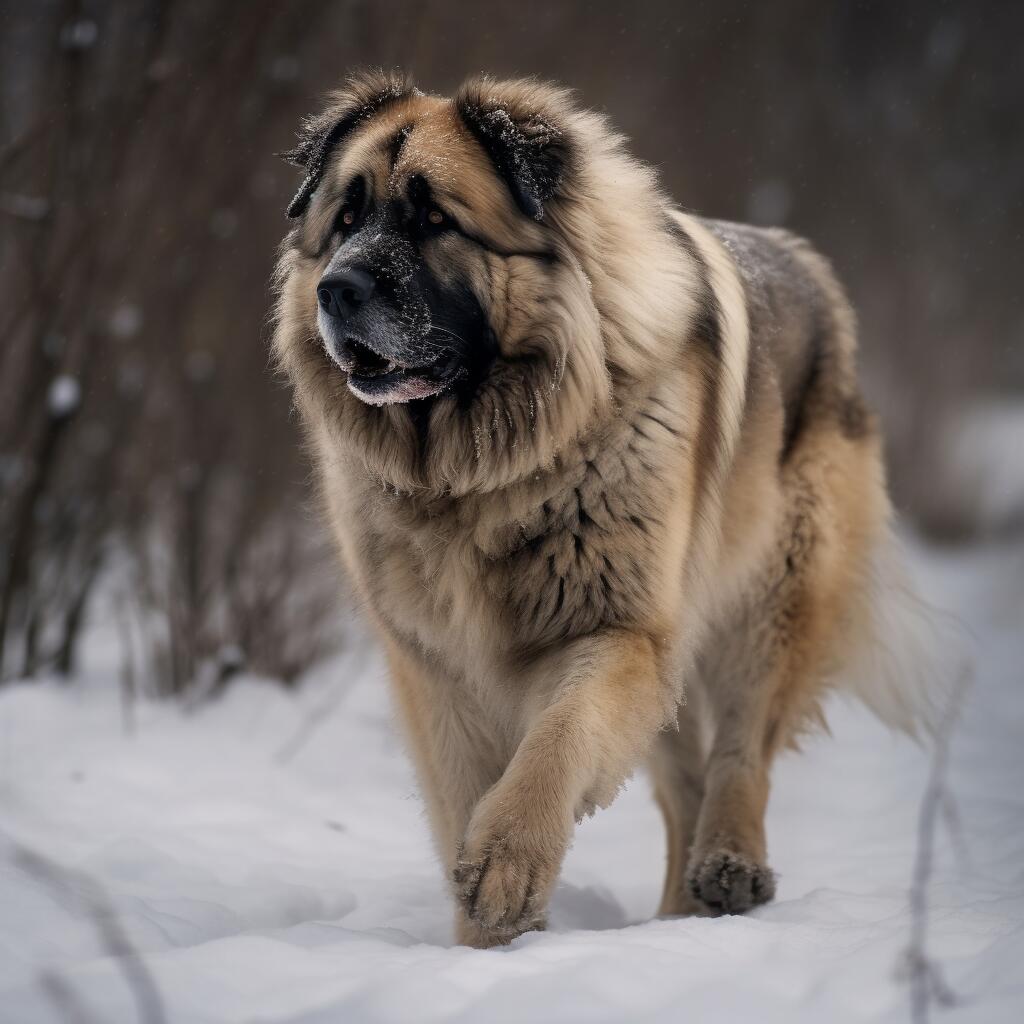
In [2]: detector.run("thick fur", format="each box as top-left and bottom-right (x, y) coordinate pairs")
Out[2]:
(273, 72), (918, 947)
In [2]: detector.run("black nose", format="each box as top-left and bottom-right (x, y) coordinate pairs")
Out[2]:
(317, 269), (375, 319)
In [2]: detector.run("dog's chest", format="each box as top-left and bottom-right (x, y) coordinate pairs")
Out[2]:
(481, 484), (664, 648)
(357, 441), (674, 657)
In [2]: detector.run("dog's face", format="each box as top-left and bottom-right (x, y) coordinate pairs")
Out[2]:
(307, 123), (502, 407)
(274, 73), (622, 493)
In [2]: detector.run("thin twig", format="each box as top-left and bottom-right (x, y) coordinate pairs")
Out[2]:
(38, 970), (102, 1024)
(905, 668), (971, 1024)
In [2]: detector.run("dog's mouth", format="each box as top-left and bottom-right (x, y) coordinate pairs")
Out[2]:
(331, 337), (465, 406)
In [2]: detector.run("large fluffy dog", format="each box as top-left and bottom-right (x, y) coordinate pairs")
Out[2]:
(273, 71), (930, 948)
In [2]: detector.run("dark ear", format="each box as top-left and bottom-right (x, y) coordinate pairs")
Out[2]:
(280, 68), (414, 218)
(455, 77), (572, 221)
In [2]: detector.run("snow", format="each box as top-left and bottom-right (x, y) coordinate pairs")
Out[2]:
(946, 400), (1024, 536)
(110, 304), (143, 340)
(46, 375), (80, 419)
(59, 19), (98, 52)
(1, 540), (1022, 1023)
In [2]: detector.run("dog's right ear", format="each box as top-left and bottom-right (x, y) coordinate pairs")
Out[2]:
(279, 68), (414, 219)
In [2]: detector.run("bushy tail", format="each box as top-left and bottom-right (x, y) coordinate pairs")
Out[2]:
(833, 529), (971, 741)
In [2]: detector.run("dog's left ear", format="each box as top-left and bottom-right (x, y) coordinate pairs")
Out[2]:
(280, 68), (414, 218)
(456, 77), (573, 221)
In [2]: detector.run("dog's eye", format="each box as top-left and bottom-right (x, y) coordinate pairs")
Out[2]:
(333, 207), (358, 239)
(418, 206), (452, 233)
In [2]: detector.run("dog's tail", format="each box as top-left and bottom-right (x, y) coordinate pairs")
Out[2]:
(832, 529), (971, 741)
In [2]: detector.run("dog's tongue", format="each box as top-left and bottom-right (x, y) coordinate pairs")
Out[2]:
(347, 370), (449, 406)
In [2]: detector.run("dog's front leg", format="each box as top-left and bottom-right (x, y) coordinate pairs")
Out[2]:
(453, 629), (672, 947)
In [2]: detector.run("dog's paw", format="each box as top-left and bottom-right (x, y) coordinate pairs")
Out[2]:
(453, 895), (546, 949)
(453, 806), (564, 944)
(687, 849), (776, 916)
(453, 836), (549, 942)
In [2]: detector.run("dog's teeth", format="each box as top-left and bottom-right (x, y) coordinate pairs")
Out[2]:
(387, 361), (398, 372)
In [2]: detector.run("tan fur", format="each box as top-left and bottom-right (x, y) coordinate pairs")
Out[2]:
(273, 73), (899, 946)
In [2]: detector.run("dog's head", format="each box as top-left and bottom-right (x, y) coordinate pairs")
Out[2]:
(274, 71), (676, 494)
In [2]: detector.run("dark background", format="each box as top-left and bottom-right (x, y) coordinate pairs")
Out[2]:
(1, 0), (1021, 689)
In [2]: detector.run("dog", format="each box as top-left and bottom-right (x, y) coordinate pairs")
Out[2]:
(272, 70), (935, 948)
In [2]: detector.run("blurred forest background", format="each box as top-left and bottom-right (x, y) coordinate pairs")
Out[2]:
(1, 0), (1021, 691)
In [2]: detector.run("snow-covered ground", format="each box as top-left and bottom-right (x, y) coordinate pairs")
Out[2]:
(1, 540), (1022, 1024)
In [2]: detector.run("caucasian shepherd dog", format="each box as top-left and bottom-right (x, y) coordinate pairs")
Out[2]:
(273, 71), (936, 948)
